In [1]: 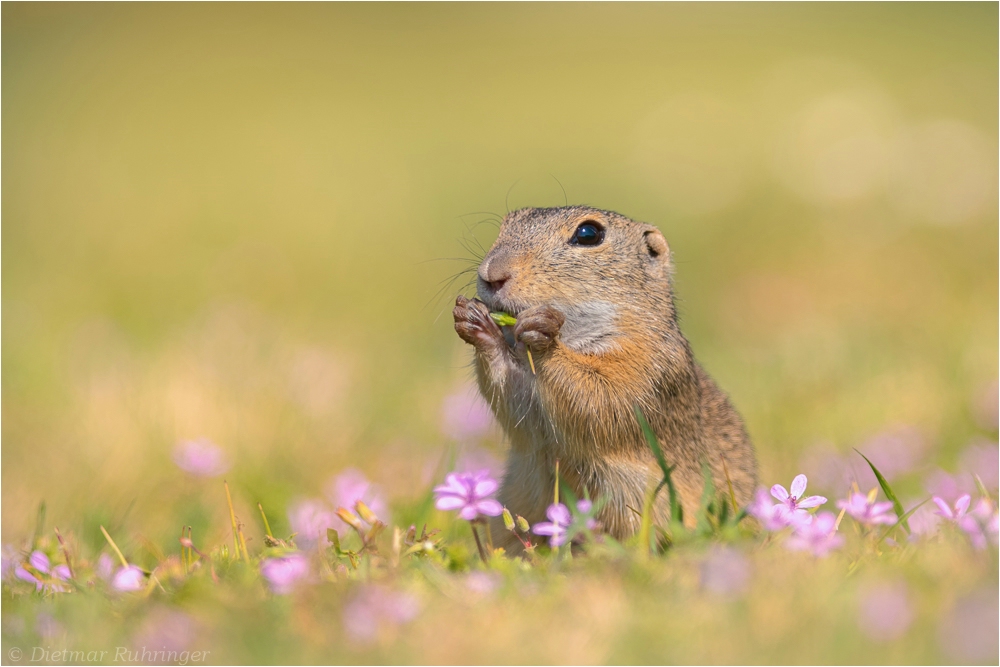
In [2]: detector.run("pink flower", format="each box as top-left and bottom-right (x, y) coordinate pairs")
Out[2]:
(836, 492), (896, 526)
(14, 565), (43, 591)
(771, 474), (827, 512)
(112, 565), (145, 592)
(29, 551), (50, 574)
(342, 586), (420, 644)
(937, 590), (999, 663)
(260, 554), (311, 595)
(287, 498), (336, 549)
(532, 503), (572, 547)
(433, 470), (503, 521)
(173, 438), (230, 477)
(575, 499), (599, 531)
(933, 494), (971, 521)
(785, 512), (844, 556)
(96, 553), (114, 582)
(857, 581), (914, 641)
(700, 547), (751, 597)
(326, 468), (389, 526)
(956, 498), (999, 550)
(748, 488), (812, 531)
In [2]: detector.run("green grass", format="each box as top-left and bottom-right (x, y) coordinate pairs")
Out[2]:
(2, 3), (998, 664)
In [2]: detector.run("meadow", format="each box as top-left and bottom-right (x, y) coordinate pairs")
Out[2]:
(2, 4), (998, 664)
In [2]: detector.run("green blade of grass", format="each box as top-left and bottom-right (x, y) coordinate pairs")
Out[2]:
(877, 498), (930, 545)
(855, 449), (910, 535)
(696, 462), (716, 534)
(634, 405), (682, 525)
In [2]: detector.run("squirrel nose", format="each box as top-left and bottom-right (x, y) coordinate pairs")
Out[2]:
(478, 256), (512, 294)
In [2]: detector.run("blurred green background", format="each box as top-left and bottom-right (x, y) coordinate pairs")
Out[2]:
(3, 2), (996, 556)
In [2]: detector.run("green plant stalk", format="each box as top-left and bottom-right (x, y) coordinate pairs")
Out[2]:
(855, 449), (910, 534)
(258, 503), (274, 538)
(224, 481), (248, 562)
(634, 405), (682, 524)
(100, 525), (129, 568)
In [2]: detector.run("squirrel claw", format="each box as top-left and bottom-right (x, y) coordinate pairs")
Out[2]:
(454, 295), (505, 351)
(514, 305), (565, 353)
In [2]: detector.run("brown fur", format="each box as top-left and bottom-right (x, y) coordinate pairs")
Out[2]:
(452, 206), (757, 551)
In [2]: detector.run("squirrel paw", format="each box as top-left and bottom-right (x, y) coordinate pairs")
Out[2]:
(514, 305), (565, 353)
(454, 295), (505, 351)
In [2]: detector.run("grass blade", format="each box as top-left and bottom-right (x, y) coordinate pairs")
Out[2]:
(634, 405), (682, 525)
(877, 498), (930, 545)
(855, 449), (910, 534)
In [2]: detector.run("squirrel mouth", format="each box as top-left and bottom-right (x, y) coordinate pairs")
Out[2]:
(475, 294), (525, 318)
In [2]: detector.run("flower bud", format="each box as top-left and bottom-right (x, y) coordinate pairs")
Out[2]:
(336, 507), (364, 531)
(502, 508), (515, 531)
(516, 515), (530, 533)
(355, 500), (379, 525)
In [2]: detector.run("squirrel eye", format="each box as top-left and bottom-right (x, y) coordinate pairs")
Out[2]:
(570, 222), (604, 246)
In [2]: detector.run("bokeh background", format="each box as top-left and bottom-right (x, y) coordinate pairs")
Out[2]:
(2, 3), (997, 663)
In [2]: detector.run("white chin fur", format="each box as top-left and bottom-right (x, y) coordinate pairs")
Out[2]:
(557, 301), (620, 354)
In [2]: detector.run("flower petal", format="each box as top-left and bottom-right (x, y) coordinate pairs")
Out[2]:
(789, 475), (808, 498)
(473, 478), (499, 498)
(475, 499), (503, 517)
(435, 495), (467, 511)
(955, 494), (971, 518)
(796, 495), (827, 509)
(458, 506), (480, 521)
(770, 485), (789, 502)
(932, 496), (953, 519)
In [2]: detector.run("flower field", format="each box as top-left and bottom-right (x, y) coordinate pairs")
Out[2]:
(3, 3), (997, 664)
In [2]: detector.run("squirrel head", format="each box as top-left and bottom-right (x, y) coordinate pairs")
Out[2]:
(475, 206), (676, 352)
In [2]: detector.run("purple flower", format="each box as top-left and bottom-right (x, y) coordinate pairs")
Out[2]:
(96, 553), (114, 582)
(532, 503), (572, 547)
(464, 571), (501, 597)
(748, 489), (812, 531)
(326, 468), (389, 525)
(173, 438), (230, 477)
(700, 547), (751, 597)
(836, 492), (896, 527)
(857, 581), (914, 641)
(112, 565), (145, 592)
(14, 565), (43, 591)
(575, 499), (599, 531)
(440, 389), (495, 442)
(287, 498), (336, 549)
(433, 470), (503, 521)
(342, 586), (420, 644)
(771, 474), (827, 512)
(785, 512), (844, 556)
(454, 448), (503, 481)
(933, 494), (971, 521)
(52, 565), (71, 581)
(957, 498), (999, 550)
(905, 501), (941, 539)
(937, 590), (999, 663)
(29, 551), (50, 574)
(260, 553), (311, 595)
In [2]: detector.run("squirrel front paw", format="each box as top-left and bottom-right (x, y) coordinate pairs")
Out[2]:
(454, 295), (505, 352)
(514, 305), (565, 353)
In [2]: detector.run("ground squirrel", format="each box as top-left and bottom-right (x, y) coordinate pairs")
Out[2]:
(452, 206), (757, 550)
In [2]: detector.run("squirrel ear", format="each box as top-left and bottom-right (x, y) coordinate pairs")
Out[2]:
(643, 229), (669, 259)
